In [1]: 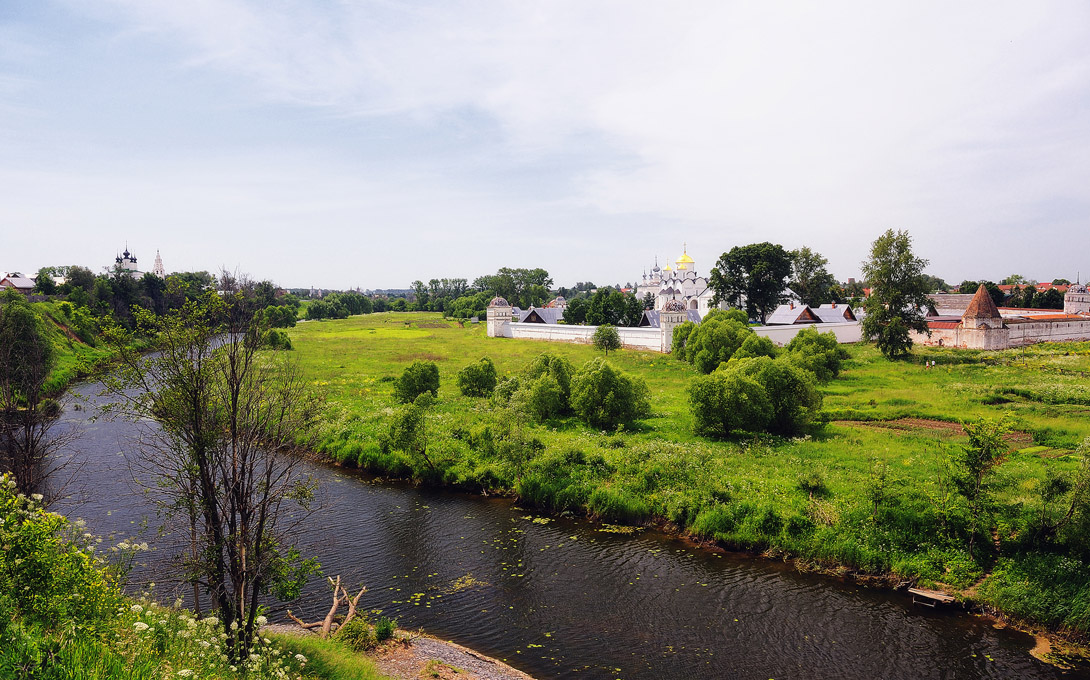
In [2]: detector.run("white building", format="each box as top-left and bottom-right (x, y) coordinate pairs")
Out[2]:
(637, 246), (720, 318)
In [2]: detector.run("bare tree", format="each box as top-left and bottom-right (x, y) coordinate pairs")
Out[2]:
(104, 289), (323, 660)
(0, 289), (79, 501)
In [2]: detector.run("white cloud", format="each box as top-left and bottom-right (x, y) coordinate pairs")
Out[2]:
(8, 1), (1090, 286)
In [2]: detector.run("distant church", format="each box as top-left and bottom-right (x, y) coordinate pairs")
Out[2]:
(112, 245), (165, 278)
(636, 246), (720, 317)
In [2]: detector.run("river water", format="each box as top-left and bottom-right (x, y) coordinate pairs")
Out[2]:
(52, 381), (1086, 680)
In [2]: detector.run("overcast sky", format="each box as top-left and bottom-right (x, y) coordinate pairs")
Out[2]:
(2, 1), (1088, 290)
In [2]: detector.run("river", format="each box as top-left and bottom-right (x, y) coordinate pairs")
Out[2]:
(52, 381), (1086, 680)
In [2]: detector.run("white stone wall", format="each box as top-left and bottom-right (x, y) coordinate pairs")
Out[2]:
(1008, 320), (1090, 346)
(753, 322), (862, 346)
(504, 324), (664, 351)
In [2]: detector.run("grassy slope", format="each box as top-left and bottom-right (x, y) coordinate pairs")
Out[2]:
(289, 312), (1090, 638)
(30, 301), (114, 394)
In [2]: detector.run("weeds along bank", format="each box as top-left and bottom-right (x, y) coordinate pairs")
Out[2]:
(291, 313), (1090, 642)
(0, 474), (396, 680)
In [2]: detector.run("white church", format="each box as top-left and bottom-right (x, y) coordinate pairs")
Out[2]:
(636, 246), (720, 317)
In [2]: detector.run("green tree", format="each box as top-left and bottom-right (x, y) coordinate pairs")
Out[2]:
(457, 357), (498, 397)
(103, 293), (323, 660)
(642, 292), (656, 310)
(524, 353), (574, 408)
(709, 242), (793, 323)
(385, 397), (434, 471)
(1039, 288), (1064, 309)
(394, 361), (440, 403)
(563, 297), (588, 324)
(789, 247), (837, 306)
(689, 370), (772, 438)
(860, 229), (932, 359)
(0, 290), (68, 497)
(784, 327), (846, 382)
(593, 324), (621, 355)
(33, 267), (57, 296)
(1001, 274), (1028, 286)
(570, 359), (650, 430)
(954, 416), (1010, 556)
(679, 309), (753, 373)
(727, 356), (822, 435)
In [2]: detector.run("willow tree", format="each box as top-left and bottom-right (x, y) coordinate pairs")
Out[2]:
(104, 289), (322, 660)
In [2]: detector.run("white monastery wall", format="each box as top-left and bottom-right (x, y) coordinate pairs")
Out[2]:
(753, 322), (862, 346)
(1008, 320), (1090, 346)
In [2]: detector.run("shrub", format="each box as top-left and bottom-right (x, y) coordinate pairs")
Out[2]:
(512, 374), (564, 422)
(492, 376), (521, 405)
(263, 329), (293, 350)
(524, 353), (574, 407)
(732, 333), (779, 361)
(785, 327), (845, 382)
(394, 361), (439, 403)
(689, 370), (772, 438)
(681, 310), (754, 373)
(374, 616), (397, 642)
(727, 356), (822, 435)
(570, 358), (651, 430)
(335, 616), (376, 651)
(593, 324), (621, 355)
(457, 357), (497, 397)
(671, 321), (697, 360)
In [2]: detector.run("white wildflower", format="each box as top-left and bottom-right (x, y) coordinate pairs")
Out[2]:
(133, 621), (149, 632)
(294, 654), (307, 664)
(177, 670), (193, 677)
(30, 493), (43, 502)
(255, 615), (268, 626)
(130, 604), (143, 614)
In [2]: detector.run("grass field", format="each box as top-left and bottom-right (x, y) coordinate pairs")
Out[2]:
(289, 312), (1090, 640)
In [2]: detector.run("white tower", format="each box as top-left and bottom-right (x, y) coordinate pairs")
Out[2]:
(153, 250), (165, 278)
(486, 296), (512, 338)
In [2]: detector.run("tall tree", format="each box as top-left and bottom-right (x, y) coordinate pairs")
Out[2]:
(104, 291), (323, 661)
(709, 242), (793, 323)
(789, 247), (837, 306)
(860, 229), (932, 359)
(0, 290), (72, 498)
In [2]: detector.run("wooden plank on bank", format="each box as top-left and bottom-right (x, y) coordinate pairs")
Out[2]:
(909, 588), (955, 607)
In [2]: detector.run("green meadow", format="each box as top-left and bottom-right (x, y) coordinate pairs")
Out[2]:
(290, 312), (1090, 641)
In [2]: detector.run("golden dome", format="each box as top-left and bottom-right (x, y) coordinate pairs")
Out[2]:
(663, 263), (673, 271)
(676, 252), (695, 264)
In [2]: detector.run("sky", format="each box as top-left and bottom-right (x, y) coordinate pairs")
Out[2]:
(1, 1), (1088, 291)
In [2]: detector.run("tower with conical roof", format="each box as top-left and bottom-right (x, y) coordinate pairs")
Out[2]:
(961, 284), (1009, 349)
(962, 284), (1002, 330)
(153, 250), (165, 278)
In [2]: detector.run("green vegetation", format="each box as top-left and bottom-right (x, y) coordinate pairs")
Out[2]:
(861, 229), (932, 359)
(291, 312), (1090, 642)
(592, 323), (621, 355)
(0, 473), (371, 680)
(395, 360), (441, 403)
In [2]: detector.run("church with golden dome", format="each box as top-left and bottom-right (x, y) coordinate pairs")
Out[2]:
(636, 246), (721, 318)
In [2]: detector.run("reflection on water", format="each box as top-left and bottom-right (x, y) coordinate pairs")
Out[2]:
(55, 382), (1086, 680)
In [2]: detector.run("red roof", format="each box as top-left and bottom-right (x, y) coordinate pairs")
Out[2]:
(928, 321), (960, 329)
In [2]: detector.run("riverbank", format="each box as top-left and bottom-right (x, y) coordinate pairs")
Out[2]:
(288, 312), (1090, 655)
(267, 625), (535, 680)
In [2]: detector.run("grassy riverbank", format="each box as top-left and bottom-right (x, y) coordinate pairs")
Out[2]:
(0, 472), (393, 680)
(291, 312), (1090, 644)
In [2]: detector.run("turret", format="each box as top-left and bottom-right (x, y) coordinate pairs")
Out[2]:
(487, 296), (513, 338)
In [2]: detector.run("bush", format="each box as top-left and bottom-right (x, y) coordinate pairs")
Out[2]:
(681, 310), (754, 373)
(524, 353), (574, 406)
(671, 321), (697, 360)
(512, 374), (564, 422)
(374, 616), (396, 642)
(457, 357), (497, 397)
(394, 361), (439, 403)
(689, 370), (772, 438)
(263, 329), (293, 350)
(785, 327), (845, 382)
(570, 358), (651, 430)
(723, 356), (822, 435)
(732, 333), (779, 361)
(335, 616), (376, 651)
(593, 324), (621, 355)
